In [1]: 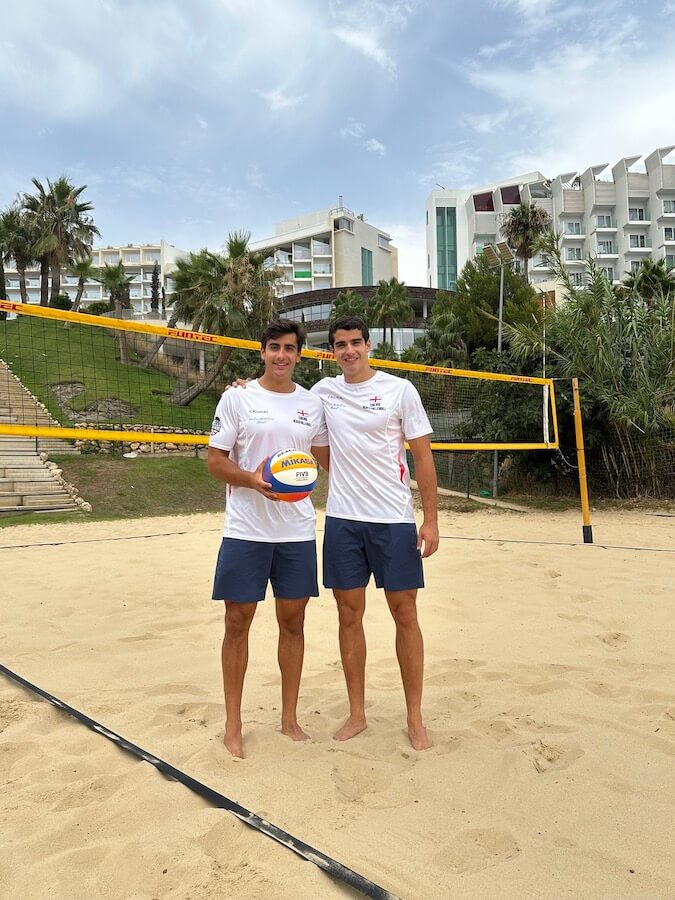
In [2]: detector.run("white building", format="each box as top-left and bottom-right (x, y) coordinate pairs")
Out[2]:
(249, 201), (398, 297)
(4, 239), (187, 317)
(426, 146), (675, 291)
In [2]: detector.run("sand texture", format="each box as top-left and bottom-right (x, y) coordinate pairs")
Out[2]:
(1, 508), (674, 899)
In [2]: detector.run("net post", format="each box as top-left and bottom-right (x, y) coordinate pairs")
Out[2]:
(572, 378), (593, 544)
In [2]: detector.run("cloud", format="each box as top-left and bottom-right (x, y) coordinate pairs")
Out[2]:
(253, 87), (304, 111)
(461, 110), (511, 134)
(340, 118), (386, 156)
(195, 114), (209, 130)
(464, 12), (675, 179)
(340, 118), (365, 139)
(419, 143), (482, 189)
(333, 27), (396, 76)
(478, 40), (513, 58)
(365, 138), (386, 156)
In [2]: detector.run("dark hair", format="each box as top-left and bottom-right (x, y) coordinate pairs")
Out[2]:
(260, 318), (305, 350)
(328, 316), (370, 346)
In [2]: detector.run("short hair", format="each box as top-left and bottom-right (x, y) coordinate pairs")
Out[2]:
(328, 316), (370, 346)
(260, 318), (305, 350)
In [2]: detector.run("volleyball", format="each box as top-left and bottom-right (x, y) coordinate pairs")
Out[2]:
(262, 449), (318, 502)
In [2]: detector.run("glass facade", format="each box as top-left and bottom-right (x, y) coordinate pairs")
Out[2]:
(361, 247), (373, 285)
(436, 206), (458, 290)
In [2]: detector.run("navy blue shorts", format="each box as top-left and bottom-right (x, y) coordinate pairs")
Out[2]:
(322, 517), (424, 592)
(212, 538), (318, 603)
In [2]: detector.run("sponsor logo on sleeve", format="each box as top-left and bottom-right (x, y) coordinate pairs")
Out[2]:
(210, 416), (222, 435)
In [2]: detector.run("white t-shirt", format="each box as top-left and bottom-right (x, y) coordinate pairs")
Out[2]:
(311, 371), (432, 523)
(209, 380), (328, 542)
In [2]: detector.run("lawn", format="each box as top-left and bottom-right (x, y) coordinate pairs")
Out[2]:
(0, 316), (218, 432)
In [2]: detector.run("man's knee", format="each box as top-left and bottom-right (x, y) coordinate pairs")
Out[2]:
(224, 603), (256, 639)
(276, 603), (306, 637)
(334, 591), (366, 629)
(386, 591), (419, 628)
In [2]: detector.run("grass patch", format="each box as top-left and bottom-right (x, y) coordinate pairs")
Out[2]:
(0, 316), (217, 431)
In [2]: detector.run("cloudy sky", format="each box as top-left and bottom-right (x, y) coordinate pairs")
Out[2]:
(2, 0), (674, 283)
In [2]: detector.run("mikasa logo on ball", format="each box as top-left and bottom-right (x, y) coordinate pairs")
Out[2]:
(281, 456), (308, 468)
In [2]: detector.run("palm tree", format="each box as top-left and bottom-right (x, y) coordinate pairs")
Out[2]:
(23, 176), (100, 303)
(95, 262), (134, 364)
(500, 202), (551, 283)
(620, 258), (675, 302)
(68, 255), (96, 314)
(0, 205), (37, 304)
(369, 277), (413, 349)
(331, 288), (369, 322)
(166, 235), (279, 405)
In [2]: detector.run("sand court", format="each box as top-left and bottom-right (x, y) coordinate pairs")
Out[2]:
(1, 508), (674, 899)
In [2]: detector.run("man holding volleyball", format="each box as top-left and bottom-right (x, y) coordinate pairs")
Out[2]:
(208, 319), (328, 758)
(311, 316), (439, 751)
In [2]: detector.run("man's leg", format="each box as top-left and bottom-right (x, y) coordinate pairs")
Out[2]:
(333, 587), (368, 741)
(385, 589), (433, 751)
(275, 597), (310, 741)
(222, 600), (257, 758)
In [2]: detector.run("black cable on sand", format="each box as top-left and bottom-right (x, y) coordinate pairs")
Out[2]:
(0, 664), (399, 900)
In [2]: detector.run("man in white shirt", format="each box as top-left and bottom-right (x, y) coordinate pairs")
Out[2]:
(208, 320), (328, 758)
(311, 316), (439, 751)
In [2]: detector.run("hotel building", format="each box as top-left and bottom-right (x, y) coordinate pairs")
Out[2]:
(426, 145), (675, 290)
(3, 239), (188, 317)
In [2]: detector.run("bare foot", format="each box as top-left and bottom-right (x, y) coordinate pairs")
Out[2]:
(224, 728), (244, 758)
(408, 722), (433, 751)
(280, 721), (311, 742)
(333, 716), (367, 741)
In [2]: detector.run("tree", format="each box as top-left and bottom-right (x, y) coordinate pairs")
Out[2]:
(331, 288), (369, 322)
(620, 257), (675, 302)
(94, 262), (134, 364)
(166, 235), (279, 405)
(150, 260), (160, 312)
(500, 202), (551, 282)
(369, 277), (413, 349)
(68, 256), (95, 314)
(0, 204), (37, 304)
(23, 176), (100, 303)
(507, 246), (675, 497)
(451, 254), (541, 355)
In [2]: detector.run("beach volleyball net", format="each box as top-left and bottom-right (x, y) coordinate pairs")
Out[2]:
(0, 301), (559, 458)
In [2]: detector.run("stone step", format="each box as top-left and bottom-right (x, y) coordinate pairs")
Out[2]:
(0, 494), (22, 507)
(22, 495), (79, 509)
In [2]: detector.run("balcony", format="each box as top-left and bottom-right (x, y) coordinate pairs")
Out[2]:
(562, 231), (586, 240)
(595, 247), (619, 258)
(626, 244), (652, 253)
(625, 219), (651, 228)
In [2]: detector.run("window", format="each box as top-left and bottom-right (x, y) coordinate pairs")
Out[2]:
(473, 192), (494, 212)
(500, 185), (520, 205)
(601, 267), (614, 281)
(629, 234), (646, 248)
(293, 241), (311, 261)
(631, 261), (641, 273)
(566, 247), (582, 261)
(666, 254), (675, 270)
(334, 217), (353, 232)
(436, 207), (458, 289)
(378, 234), (391, 250)
(597, 214), (613, 228)
(312, 237), (330, 256)
(629, 207), (646, 221)
(566, 221), (582, 235)
(361, 247), (373, 285)
(664, 200), (675, 214)
(570, 272), (584, 286)
(664, 227), (675, 241)
(597, 241), (614, 254)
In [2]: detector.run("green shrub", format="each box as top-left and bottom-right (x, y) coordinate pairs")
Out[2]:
(49, 293), (73, 311)
(84, 300), (111, 316)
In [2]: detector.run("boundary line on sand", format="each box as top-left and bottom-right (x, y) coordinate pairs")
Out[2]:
(0, 664), (399, 900)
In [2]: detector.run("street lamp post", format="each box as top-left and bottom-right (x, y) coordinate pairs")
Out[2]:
(483, 241), (515, 497)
